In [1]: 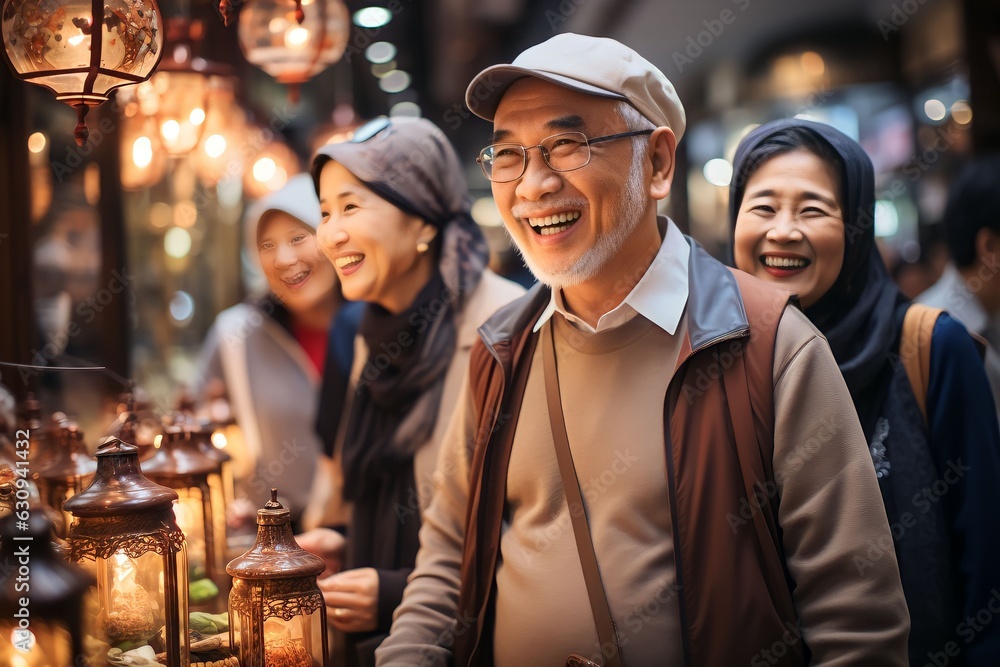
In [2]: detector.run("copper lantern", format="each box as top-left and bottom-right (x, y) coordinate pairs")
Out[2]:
(1, 0), (163, 145)
(0, 512), (95, 666)
(237, 0), (348, 99)
(142, 421), (228, 611)
(227, 489), (329, 667)
(64, 437), (189, 666)
(35, 418), (96, 538)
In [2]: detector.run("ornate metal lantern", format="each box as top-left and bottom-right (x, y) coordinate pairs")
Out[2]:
(64, 438), (189, 667)
(142, 421), (228, 611)
(15, 393), (53, 472)
(227, 489), (329, 667)
(35, 418), (96, 538)
(0, 512), (95, 666)
(109, 392), (162, 460)
(237, 0), (349, 100)
(1, 0), (163, 145)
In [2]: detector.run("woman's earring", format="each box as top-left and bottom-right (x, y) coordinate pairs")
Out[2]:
(416, 241), (429, 253)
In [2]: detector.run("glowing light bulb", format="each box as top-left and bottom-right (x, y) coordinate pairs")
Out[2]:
(161, 119), (181, 143)
(204, 134), (227, 158)
(27, 132), (46, 153)
(285, 27), (310, 48)
(132, 137), (153, 168)
(253, 157), (277, 182)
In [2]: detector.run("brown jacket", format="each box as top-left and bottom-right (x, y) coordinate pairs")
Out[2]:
(376, 240), (909, 666)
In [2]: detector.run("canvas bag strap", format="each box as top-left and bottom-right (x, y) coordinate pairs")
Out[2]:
(901, 304), (944, 424)
(542, 323), (625, 667)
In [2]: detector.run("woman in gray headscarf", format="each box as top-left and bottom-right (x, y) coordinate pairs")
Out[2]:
(297, 117), (524, 665)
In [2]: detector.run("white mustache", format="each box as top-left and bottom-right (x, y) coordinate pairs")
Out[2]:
(511, 199), (588, 220)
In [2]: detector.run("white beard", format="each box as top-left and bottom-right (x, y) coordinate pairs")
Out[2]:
(512, 144), (648, 290)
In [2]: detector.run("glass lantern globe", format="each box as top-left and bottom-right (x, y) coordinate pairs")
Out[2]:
(227, 489), (329, 667)
(34, 419), (96, 538)
(237, 0), (348, 91)
(142, 420), (228, 612)
(0, 513), (95, 667)
(119, 107), (168, 190)
(243, 136), (300, 200)
(194, 76), (249, 187)
(1, 0), (163, 145)
(64, 438), (189, 667)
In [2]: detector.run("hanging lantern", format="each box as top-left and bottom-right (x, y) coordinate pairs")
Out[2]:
(142, 420), (228, 612)
(119, 101), (168, 189)
(35, 418), (97, 538)
(244, 134), (300, 199)
(1, 0), (163, 145)
(147, 19), (232, 156)
(227, 489), (329, 667)
(64, 438), (189, 667)
(194, 76), (249, 187)
(0, 512), (95, 667)
(238, 0), (349, 101)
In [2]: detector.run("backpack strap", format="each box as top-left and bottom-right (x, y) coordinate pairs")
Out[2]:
(901, 304), (944, 424)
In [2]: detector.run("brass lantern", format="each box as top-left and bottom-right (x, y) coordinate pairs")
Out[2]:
(15, 393), (54, 471)
(237, 0), (349, 99)
(142, 421), (228, 611)
(1, 0), (163, 145)
(35, 418), (96, 538)
(109, 392), (163, 460)
(64, 438), (189, 667)
(227, 489), (329, 667)
(0, 512), (95, 666)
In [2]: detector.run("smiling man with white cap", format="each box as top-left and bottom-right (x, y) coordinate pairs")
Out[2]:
(376, 33), (908, 667)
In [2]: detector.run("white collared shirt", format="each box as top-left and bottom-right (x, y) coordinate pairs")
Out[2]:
(532, 218), (690, 335)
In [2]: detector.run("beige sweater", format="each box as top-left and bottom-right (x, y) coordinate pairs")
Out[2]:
(495, 314), (682, 665)
(376, 305), (910, 666)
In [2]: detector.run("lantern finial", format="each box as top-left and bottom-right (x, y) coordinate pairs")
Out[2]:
(74, 107), (90, 146)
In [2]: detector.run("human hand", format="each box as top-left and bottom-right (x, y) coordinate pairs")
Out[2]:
(294, 528), (345, 577)
(317, 567), (379, 633)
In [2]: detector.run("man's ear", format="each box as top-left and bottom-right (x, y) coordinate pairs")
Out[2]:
(649, 127), (677, 201)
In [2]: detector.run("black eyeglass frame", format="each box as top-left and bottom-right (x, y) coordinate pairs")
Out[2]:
(477, 129), (654, 183)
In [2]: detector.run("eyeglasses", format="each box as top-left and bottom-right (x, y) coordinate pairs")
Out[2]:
(350, 116), (392, 143)
(477, 129), (654, 183)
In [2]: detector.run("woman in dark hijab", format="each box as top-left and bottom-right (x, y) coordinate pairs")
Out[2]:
(296, 116), (524, 666)
(730, 118), (1000, 665)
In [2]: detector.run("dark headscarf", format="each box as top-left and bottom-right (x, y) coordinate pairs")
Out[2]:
(311, 117), (490, 502)
(729, 119), (907, 398)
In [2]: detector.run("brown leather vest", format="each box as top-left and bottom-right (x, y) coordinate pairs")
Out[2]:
(453, 256), (803, 666)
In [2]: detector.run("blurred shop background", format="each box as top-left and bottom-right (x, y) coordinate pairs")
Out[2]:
(1, 0), (998, 433)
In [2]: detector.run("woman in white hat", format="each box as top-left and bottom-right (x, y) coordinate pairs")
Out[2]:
(199, 173), (353, 528)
